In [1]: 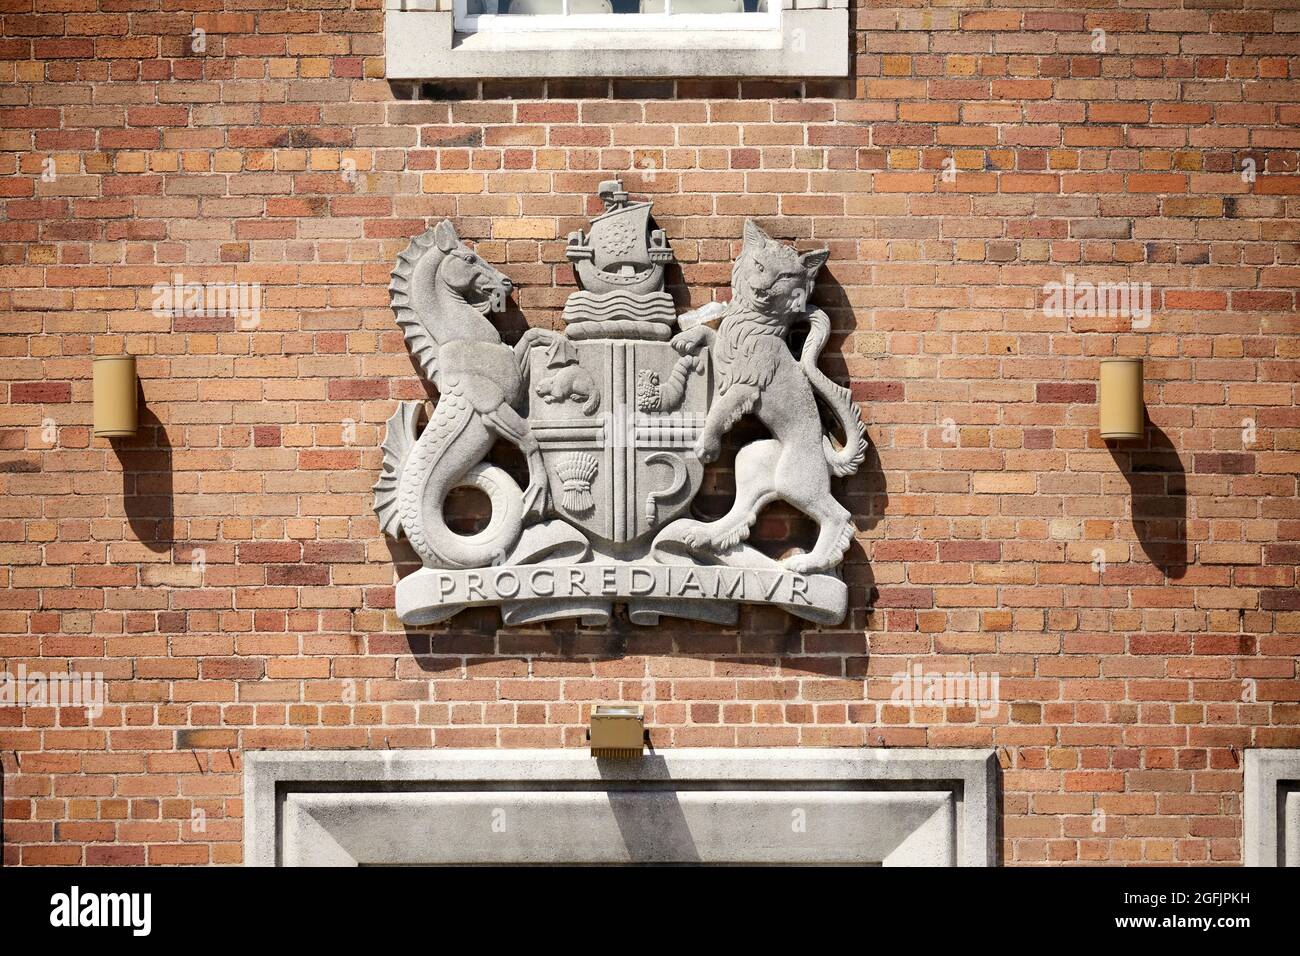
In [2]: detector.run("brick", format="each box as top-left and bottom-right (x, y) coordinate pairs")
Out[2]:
(0, 9), (1291, 874)
(11, 382), (72, 403)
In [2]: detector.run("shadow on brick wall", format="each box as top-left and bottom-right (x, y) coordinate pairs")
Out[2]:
(117, 402), (174, 554)
(1114, 422), (1188, 580)
(389, 77), (859, 104)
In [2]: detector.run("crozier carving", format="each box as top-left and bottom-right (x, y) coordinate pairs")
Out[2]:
(375, 184), (868, 627)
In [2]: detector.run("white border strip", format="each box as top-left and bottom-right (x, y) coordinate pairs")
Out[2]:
(245, 747), (998, 866)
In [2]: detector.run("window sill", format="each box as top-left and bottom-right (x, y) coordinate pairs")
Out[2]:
(383, 3), (849, 79)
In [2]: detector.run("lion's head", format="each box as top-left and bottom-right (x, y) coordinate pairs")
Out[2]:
(730, 221), (829, 319)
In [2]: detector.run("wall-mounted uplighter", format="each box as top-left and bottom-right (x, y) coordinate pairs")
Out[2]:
(1098, 357), (1144, 441)
(588, 704), (645, 759)
(93, 354), (138, 438)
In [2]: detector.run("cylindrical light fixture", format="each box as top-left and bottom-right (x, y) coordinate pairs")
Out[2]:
(93, 354), (138, 438)
(1098, 357), (1144, 441)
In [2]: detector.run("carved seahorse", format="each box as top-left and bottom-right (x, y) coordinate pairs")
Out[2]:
(373, 220), (556, 569)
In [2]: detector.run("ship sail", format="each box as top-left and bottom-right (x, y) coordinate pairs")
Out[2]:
(589, 202), (653, 277)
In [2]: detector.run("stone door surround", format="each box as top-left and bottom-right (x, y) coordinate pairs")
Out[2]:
(245, 748), (998, 866)
(1245, 749), (1300, 867)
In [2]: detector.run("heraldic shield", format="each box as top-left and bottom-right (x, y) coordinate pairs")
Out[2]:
(375, 179), (866, 629)
(528, 337), (708, 547)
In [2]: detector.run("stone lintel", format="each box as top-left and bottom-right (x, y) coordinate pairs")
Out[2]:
(245, 748), (999, 866)
(384, 9), (850, 79)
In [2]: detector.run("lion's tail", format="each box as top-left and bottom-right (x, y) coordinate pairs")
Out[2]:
(801, 308), (867, 479)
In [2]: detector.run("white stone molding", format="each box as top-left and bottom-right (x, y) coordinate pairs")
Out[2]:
(1244, 748), (1300, 866)
(245, 748), (999, 866)
(384, 3), (850, 79)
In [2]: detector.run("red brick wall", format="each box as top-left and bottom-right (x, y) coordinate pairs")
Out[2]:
(2, 1), (1298, 866)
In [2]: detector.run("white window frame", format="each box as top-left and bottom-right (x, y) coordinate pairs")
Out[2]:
(384, 0), (850, 80)
(454, 0), (780, 34)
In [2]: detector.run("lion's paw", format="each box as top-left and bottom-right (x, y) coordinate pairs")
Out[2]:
(679, 524), (713, 551)
(783, 553), (826, 574)
(671, 327), (707, 355)
(693, 434), (721, 464)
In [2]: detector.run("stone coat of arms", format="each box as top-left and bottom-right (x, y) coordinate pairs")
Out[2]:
(374, 181), (867, 627)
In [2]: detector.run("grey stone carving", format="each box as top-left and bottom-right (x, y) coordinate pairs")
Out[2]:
(375, 182), (868, 627)
(534, 337), (600, 415)
(668, 220), (866, 574)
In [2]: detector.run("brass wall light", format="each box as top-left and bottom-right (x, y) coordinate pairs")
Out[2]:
(588, 704), (645, 759)
(1098, 357), (1144, 441)
(93, 354), (138, 438)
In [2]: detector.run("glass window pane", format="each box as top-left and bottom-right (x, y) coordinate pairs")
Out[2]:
(470, 0), (768, 14)
(640, 0), (746, 11)
(499, 0), (615, 12)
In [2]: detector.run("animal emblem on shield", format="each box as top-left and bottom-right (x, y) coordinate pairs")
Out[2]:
(375, 180), (867, 628)
(527, 334), (708, 546)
